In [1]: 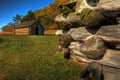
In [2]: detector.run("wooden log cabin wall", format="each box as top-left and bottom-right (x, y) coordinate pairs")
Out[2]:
(15, 20), (44, 35)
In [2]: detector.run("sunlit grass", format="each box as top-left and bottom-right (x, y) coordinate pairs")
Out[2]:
(0, 35), (81, 80)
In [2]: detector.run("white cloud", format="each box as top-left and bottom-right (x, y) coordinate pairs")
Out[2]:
(0, 29), (2, 32)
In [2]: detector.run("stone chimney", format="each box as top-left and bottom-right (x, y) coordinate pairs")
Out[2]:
(18, 20), (21, 24)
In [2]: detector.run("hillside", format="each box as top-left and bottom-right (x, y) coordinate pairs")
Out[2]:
(0, 35), (81, 80)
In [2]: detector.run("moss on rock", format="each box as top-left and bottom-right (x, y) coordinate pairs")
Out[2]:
(58, 1), (76, 15)
(60, 6), (74, 15)
(76, 0), (84, 13)
(80, 8), (105, 27)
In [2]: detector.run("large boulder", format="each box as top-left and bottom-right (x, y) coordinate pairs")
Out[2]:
(67, 28), (77, 35)
(66, 13), (80, 23)
(76, 0), (120, 13)
(55, 13), (80, 24)
(80, 63), (103, 80)
(79, 8), (106, 27)
(102, 49), (120, 67)
(55, 13), (81, 30)
(69, 41), (81, 50)
(59, 34), (73, 48)
(96, 25), (120, 44)
(76, 0), (120, 20)
(55, 14), (67, 22)
(78, 36), (106, 59)
(58, 0), (77, 15)
(71, 25), (120, 44)
(102, 49), (120, 80)
(69, 36), (106, 59)
(71, 27), (93, 41)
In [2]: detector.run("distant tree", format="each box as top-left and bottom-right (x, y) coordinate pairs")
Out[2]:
(12, 0), (70, 30)
(2, 22), (15, 32)
(22, 10), (35, 21)
(13, 14), (22, 24)
(13, 10), (35, 25)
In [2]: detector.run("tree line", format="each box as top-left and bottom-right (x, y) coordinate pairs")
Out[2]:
(2, 0), (69, 32)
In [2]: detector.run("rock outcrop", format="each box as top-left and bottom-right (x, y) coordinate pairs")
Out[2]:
(55, 0), (120, 80)
(76, 0), (120, 13)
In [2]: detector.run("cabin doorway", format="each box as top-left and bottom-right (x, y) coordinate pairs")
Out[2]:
(35, 27), (39, 35)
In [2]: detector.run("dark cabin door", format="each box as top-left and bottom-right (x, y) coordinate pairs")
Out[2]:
(36, 27), (39, 35)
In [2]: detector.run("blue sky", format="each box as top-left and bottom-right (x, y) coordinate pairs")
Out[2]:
(0, 0), (54, 28)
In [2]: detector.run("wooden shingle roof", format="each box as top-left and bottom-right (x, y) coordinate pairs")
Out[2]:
(16, 20), (37, 28)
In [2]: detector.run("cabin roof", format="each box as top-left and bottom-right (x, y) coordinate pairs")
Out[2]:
(16, 20), (37, 28)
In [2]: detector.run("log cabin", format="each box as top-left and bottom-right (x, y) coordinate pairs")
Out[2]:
(14, 20), (44, 35)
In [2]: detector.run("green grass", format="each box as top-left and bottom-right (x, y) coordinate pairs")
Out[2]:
(0, 35), (81, 80)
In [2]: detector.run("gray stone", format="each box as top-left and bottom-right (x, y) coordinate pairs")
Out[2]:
(79, 8), (106, 26)
(80, 63), (103, 80)
(55, 13), (81, 30)
(71, 49), (120, 68)
(55, 14), (67, 22)
(102, 49), (120, 80)
(79, 36), (105, 59)
(63, 48), (70, 59)
(55, 13), (81, 27)
(117, 18), (120, 24)
(55, 30), (64, 36)
(103, 66), (120, 80)
(67, 28), (77, 35)
(116, 45), (120, 49)
(102, 49), (120, 67)
(59, 34), (73, 48)
(76, 0), (120, 14)
(69, 42), (81, 50)
(96, 25), (120, 44)
(66, 13), (81, 23)
(71, 27), (92, 41)
(71, 25), (120, 44)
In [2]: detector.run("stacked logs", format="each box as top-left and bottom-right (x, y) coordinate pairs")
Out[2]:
(56, 0), (120, 80)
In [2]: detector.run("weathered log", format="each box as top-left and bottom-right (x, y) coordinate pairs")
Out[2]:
(71, 25), (120, 44)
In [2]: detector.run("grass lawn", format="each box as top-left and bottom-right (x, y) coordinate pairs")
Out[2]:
(0, 35), (81, 80)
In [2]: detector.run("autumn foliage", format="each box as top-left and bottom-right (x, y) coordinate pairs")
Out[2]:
(28, 0), (70, 30)
(2, 0), (70, 32)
